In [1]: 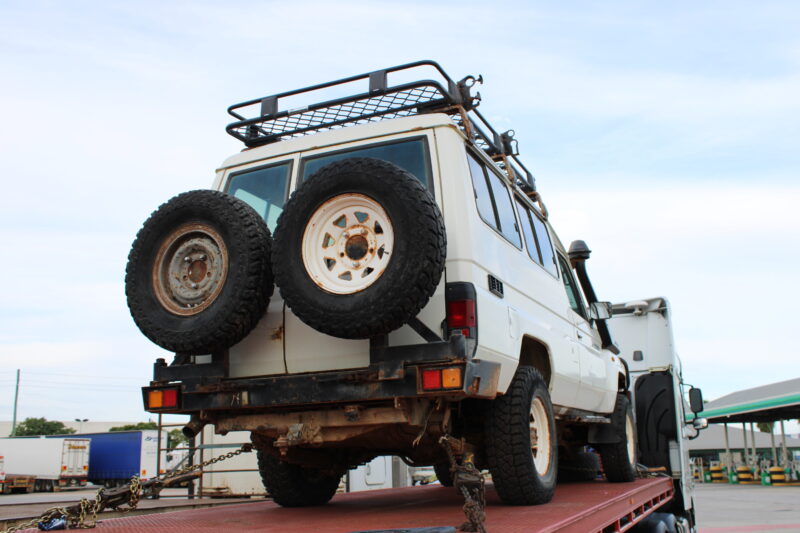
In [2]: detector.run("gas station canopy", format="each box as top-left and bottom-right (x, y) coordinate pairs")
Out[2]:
(702, 377), (800, 424)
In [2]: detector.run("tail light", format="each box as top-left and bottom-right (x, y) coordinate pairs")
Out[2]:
(420, 366), (464, 392)
(145, 387), (180, 410)
(446, 282), (477, 339)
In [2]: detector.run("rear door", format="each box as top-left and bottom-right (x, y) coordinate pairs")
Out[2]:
(285, 132), (441, 374)
(62, 439), (90, 478)
(224, 158), (295, 378)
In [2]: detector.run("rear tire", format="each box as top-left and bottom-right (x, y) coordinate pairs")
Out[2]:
(257, 450), (341, 507)
(485, 367), (557, 505)
(558, 449), (600, 482)
(126, 190), (273, 353)
(598, 394), (637, 482)
(272, 158), (446, 339)
(433, 461), (453, 487)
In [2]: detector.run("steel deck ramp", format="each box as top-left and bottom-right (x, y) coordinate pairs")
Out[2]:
(18, 478), (673, 532)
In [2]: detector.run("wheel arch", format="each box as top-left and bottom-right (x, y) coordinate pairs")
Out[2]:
(516, 335), (553, 388)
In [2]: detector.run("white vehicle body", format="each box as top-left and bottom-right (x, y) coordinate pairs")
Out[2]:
(137, 62), (640, 510)
(0, 437), (90, 491)
(213, 114), (624, 415)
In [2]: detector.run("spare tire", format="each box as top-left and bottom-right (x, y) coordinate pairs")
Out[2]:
(272, 157), (446, 339)
(125, 190), (273, 353)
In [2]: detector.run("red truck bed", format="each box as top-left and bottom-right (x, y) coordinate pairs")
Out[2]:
(25, 478), (673, 532)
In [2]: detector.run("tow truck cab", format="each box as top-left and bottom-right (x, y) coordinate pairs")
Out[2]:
(611, 297), (707, 531)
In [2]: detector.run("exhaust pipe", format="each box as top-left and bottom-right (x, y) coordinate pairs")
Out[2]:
(182, 417), (206, 439)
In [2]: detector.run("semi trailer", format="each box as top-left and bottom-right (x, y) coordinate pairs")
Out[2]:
(0, 437), (90, 493)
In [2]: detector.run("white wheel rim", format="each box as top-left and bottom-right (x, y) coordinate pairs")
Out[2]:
(530, 397), (552, 475)
(626, 413), (636, 465)
(301, 193), (394, 295)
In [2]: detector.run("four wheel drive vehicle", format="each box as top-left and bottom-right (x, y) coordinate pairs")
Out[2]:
(130, 61), (638, 508)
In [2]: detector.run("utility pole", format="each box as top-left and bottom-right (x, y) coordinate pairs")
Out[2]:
(11, 369), (20, 436)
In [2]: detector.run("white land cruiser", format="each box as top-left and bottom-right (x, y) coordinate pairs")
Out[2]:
(130, 61), (635, 507)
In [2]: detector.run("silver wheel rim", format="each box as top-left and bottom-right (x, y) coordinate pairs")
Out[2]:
(530, 397), (552, 475)
(152, 223), (228, 316)
(301, 193), (394, 295)
(626, 413), (636, 465)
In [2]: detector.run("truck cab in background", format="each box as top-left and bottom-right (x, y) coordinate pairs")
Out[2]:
(611, 297), (707, 532)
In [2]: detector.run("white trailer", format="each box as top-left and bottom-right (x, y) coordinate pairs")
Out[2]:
(0, 437), (91, 493)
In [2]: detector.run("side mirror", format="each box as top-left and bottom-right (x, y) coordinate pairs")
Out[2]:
(692, 417), (708, 431)
(689, 387), (704, 414)
(588, 301), (613, 320)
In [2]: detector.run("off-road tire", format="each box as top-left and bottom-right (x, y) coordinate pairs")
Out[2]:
(126, 190), (273, 353)
(558, 449), (600, 482)
(256, 450), (341, 507)
(598, 393), (637, 482)
(434, 461), (453, 487)
(272, 157), (446, 339)
(485, 367), (557, 505)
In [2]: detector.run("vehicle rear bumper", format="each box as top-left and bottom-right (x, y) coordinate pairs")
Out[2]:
(143, 334), (500, 414)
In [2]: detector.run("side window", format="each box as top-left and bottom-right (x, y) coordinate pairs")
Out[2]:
(531, 214), (558, 277)
(558, 255), (586, 319)
(516, 199), (542, 264)
(227, 161), (291, 232)
(486, 171), (522, 247)
(467, 152), (522, 247)
(468, 153), (497, 227)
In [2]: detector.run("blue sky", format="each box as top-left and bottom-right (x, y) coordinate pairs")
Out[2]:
(0, 1), (798, 429)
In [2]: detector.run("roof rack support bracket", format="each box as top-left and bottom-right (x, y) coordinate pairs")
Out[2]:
(369, 70), (388, 94)
(260, 96), (278, 117)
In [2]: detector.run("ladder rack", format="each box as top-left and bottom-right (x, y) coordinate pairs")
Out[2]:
(225, 60), (537, 194)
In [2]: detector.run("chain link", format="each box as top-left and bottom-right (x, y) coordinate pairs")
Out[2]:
(439, 436), (488, 533)
(0, 444), (252, 532)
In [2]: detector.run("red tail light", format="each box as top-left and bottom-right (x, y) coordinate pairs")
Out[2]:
(162, 388), (178, 408)
(447, 300), (476, 329)
(422, 369), (442, 390)
(446, 300), (476, 338)
(146, 387), (179, 410)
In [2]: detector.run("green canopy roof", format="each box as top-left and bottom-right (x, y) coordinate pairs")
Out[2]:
(701, 378), (800, 423)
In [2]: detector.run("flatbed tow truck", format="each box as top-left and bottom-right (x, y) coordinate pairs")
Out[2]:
(14, 477), (674, 532)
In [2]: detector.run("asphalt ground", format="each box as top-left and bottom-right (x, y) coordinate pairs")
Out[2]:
(695, 484), (800, 532)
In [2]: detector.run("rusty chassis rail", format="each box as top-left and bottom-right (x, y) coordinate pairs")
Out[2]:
(143, 333), (500, 415)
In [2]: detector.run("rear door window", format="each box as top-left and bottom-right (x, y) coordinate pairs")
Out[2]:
(226, 161), (291, 232)
(301, 137), (432, 188)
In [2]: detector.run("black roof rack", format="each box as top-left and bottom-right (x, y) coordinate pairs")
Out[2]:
(226, 60), (537, 193)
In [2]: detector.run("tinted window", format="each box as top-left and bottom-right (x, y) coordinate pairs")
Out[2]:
(558, 255), (586, 318)
(531, 213), (557, 276)
(516, 199), (542, 263)
(227, 162), (291, 232)
(485, 171), (521, 247)
(302, 138), (431, 188)
(468, 153), (497, 228)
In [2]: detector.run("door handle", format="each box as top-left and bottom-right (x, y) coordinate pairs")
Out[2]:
(577, 332), (583, 339)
